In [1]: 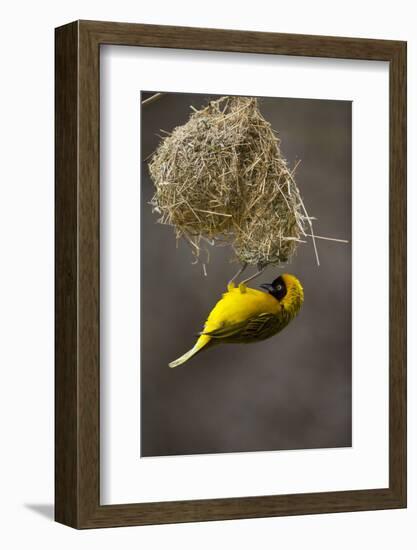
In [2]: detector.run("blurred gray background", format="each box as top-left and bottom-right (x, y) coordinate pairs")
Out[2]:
(140, 92), (352, 457)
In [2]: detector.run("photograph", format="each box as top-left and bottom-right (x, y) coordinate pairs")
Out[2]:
(140, 91), (352, 458)
(0, 0), (409, 540)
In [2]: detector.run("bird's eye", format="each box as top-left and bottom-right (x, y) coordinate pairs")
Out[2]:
(276, 284), (282, 291)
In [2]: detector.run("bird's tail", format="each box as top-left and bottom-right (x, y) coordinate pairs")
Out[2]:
(169, 335), (210, 368)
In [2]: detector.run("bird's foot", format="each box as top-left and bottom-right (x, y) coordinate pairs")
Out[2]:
(238, 282), (247, 293)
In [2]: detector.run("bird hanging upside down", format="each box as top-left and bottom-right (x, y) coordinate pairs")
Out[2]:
(169, 273), (304, 368)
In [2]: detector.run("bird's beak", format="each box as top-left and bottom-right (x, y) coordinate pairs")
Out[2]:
(259, 283), (274, 292)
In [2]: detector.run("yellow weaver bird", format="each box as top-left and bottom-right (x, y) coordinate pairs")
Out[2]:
(169, 273), (304, 368)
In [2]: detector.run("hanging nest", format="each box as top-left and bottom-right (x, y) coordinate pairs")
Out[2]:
(149, 96), (314, 267)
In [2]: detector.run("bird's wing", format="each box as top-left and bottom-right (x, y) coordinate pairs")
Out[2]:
(201, 312), (282, 341)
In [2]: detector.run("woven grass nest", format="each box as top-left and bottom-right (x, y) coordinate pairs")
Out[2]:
(149, 96), (315, 269)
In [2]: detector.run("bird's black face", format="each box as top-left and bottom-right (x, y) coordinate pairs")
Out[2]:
(259, 275), (287, 301)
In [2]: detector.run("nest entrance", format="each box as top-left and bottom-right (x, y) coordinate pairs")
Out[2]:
(149, 96), (314, 268)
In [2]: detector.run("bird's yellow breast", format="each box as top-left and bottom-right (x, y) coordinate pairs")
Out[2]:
(204, 286), (280, 331)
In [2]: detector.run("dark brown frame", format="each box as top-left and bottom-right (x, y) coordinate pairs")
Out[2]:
(55, 20), (407, 529)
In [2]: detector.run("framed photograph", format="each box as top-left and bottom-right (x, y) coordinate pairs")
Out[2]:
(55, 20), (406, 528)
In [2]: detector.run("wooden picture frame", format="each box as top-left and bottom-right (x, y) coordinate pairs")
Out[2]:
(55, 20), (407, 529)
